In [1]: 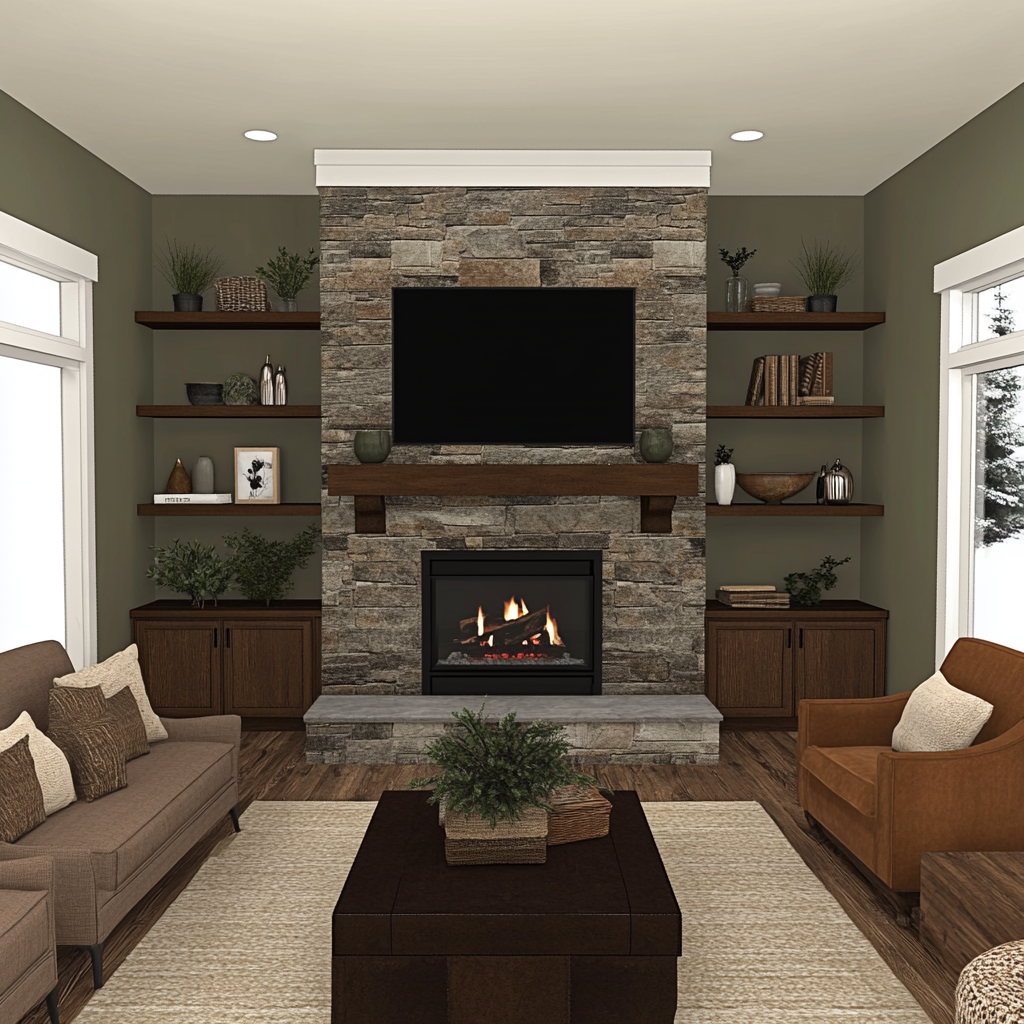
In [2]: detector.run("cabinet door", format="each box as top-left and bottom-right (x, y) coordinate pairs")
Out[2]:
(795, 620), (886, 702)
(707, 620), (793, 716)
(133, 620), (221, 717)
(222, 618), (313, 716)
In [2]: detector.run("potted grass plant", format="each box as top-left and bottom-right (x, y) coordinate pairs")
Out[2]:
(155, 238), (223, 312)
(792, 240), (860, 312)
(411, 705), (594, 865)
(255, 246), (320, 311)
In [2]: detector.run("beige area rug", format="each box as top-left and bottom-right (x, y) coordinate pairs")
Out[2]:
(75, 800), (931, 1024)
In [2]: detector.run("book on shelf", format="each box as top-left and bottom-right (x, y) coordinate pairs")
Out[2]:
(152, 493), (233, 504)
(718, 585), (778, 592)
(795, 395), (836, 406)
(746, 352), (834, 406)
(779, 353), (790, 406)
(716, 590), (791, 607)
(744, 357), (766, 406)
(764, 355), (778, 407)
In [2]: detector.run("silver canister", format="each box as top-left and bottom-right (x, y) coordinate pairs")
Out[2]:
(259, 354), (274, 405)
(274, 365), (287, 406)
(822, 458), (854, 504)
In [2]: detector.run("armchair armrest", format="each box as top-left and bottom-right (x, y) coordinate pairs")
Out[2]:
(798, 691), (911, 756)
(0, 854), (53, 892)
(160, 714), (241, 779)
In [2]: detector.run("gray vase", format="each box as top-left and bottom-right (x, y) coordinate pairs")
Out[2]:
(639, 428), (673, 464)
(354, 430), (392, 464)
(192, 456), (215, 493)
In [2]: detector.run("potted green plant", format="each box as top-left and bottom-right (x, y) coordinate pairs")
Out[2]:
(155, 239), (223, 312)
(411, 705), (594, 864)
(222, 524), (321, 605)
(719, 246), (757, 312)
(255, 246), (320, 312)
(146, 539), (233, 608)
(783, 554), (851, 606)
(791, 240), (860, 312)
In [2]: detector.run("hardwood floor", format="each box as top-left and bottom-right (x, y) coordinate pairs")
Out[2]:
(20, 729), (959, 1024)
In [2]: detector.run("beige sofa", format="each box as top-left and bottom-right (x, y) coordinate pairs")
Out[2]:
(0, 856), (59, 1023)
(0, 640), (240, 989)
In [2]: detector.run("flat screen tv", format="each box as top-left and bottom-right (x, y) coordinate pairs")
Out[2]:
(392, 287), (635, 445)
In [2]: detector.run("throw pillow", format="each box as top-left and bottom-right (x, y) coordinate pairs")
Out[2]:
(892, 670), (995, 752)
(105, 686), (150, 761)
(0, 735), (47, 842)
(47, 685), (128, 801)
(0, 711), (76, 816)
(54, 643), (168, 743)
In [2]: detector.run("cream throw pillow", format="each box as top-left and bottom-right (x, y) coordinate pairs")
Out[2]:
(0, 711), (77, 815)
(54, 643), (168, 743)
(892, 670), (994, 752)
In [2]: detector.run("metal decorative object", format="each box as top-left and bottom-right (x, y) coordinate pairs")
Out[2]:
(259, 354), (274, 405)
(274, 365), (287, 406)
(822, 457), (854, 504)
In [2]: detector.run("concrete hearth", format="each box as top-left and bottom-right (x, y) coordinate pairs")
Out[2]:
(304, 694), (722, 766)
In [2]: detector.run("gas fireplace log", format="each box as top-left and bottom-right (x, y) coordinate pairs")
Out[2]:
(459, 615), (506, 635)
(457, 608), (549, 647)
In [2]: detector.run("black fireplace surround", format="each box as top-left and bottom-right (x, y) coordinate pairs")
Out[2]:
(421, 551), (601, 696)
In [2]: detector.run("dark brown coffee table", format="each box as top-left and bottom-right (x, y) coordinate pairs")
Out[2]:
(332, 790), (680, 1024)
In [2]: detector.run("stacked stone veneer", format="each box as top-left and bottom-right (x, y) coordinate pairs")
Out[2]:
(320, 185), (707, 697)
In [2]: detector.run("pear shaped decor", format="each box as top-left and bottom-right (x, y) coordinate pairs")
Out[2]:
(165, 458), (192, 494)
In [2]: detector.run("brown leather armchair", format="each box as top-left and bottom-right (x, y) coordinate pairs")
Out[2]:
(798, 637), (1024, 904)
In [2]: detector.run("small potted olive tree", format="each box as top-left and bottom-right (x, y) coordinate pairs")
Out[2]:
(255, 246), (320, 312)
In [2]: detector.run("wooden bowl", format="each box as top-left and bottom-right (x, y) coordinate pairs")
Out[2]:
(735, 471), (817, 504)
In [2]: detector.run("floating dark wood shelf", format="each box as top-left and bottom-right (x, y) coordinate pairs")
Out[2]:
(327, 463), (698, 534)
(138, 503), (321, 516)
(707, 405), (884, 418)
(706, 312), (885, 332)
(707, 502), (883, 517)
(137, 405), (321, 418)
(135, 311), (320, 330)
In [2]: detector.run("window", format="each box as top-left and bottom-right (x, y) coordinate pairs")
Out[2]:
(0, 210), (97, 667)
(935, 225), (1024, 662)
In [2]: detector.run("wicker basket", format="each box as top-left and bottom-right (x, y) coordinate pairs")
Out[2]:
(214, 277), (270, 312)
(444, 806), (548, 864)
(546, 785), (611, 845)
(751, 295), (808, 312)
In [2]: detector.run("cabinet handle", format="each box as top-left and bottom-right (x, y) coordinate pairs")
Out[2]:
(225, 627), (231, 648)
(213, 628), (218, 648)
(787, 628), (792, 648)
(799, 628), (804, 649)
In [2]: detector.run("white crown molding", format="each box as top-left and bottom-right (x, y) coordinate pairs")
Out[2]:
(314, 149), (712, 188)
(934, 222), (1024, 293)
(0, 210), (98, 282)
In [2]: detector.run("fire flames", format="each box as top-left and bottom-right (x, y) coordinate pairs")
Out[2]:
(465, 594), (565, 660)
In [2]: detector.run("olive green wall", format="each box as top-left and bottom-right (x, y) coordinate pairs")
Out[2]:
(862, 80), (1024, 693)
(706, 197), (867, 604)
(150, 196), (322, 600)
(0, 89), (153, 661)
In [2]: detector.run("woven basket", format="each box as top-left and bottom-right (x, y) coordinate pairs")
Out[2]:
(214, 277), (270, 312)
(751, 295), (808, 312)
(444, 806), (548, 865)
(546, 785), (611, 845)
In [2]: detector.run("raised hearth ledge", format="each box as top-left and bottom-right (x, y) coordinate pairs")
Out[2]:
(304, 695), (722, 766)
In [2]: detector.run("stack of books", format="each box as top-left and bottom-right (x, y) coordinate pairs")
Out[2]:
(715, 585), (791, 609)
(153, 493), (233, 504)
(744, 353), (834, 406)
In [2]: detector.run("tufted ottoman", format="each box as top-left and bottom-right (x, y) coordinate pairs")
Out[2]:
(956, 939), (1024, 1023)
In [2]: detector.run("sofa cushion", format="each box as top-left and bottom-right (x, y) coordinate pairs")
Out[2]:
(892, 670), (994, 752)
(54, 643), (168, 743)
(0, 735), (46, 842)
(14, 739), (233, 891)
(0, 712), (75, 817)
(46, 686), (128, 801)
(800, 745), (888, 818)
(105, 686), (149, 761)
(0, 888), (49, 994)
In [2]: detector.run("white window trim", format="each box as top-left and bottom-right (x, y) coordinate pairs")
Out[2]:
(934, 226), (1024, 668)
(0, 210), (98, 669)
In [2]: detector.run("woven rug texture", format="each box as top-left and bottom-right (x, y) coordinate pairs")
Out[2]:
(74, 800), (931, 1023)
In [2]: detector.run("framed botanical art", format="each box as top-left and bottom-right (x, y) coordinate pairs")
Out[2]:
(234, 447), (280, 504)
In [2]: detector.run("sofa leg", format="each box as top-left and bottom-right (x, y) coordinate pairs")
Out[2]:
(87, 942), (103, 988)
(893, 892), (920, 929)
(229, 805), (241, 833)
(46, 984), (60, 1024)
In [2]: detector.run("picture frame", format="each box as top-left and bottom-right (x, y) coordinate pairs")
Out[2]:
(234, 447), (280, 504)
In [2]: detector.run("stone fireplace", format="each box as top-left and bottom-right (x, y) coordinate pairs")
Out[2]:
(316, 150), (709, 707)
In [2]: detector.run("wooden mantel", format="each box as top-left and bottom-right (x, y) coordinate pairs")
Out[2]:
(326, 463), (699, 534)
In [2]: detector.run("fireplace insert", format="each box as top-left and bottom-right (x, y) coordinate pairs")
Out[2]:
(422, 551), (601, 695)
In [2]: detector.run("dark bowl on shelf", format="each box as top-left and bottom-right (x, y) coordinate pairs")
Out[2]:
(185, 382), (224, 405)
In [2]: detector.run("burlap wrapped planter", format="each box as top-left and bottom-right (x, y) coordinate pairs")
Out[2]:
(443, 806), (548, 865)
(546, 785), (612, 845)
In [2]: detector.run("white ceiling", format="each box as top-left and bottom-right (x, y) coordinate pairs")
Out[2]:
(3, 0), (1023, 196)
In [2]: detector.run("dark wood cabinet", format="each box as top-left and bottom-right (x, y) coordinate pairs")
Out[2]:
(706, 600), (887, 724)
(131, 600), (321, 726)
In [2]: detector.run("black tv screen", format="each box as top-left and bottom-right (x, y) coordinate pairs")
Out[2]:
(392, 287), (635, 445)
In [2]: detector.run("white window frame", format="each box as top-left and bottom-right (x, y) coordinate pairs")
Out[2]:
(0, 210), (97, 668)
(934, 224), (1024, 667)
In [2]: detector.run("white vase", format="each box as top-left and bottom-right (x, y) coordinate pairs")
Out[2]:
(714, 464), (736, 505)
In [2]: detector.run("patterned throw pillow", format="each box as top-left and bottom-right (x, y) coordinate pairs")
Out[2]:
(105, 686), (150, 761)
(46, 685), (128, 801)
(892, 670), (995, 752)
(0, 734), (47, 842)
(0, 710), (76, 816)
(54, 643), (168, 743)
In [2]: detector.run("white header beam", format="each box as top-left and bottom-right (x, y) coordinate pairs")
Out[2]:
(0, 210), (98, 282)
(314, 150), (712, 188)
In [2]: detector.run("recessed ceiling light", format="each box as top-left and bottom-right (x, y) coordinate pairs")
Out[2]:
(244, 130), (278, 142)
(730, 130), (764, 142)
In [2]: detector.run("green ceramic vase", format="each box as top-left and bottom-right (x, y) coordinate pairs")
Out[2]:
(354, 429), (392, 464)
(639, 428), (673, 464)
